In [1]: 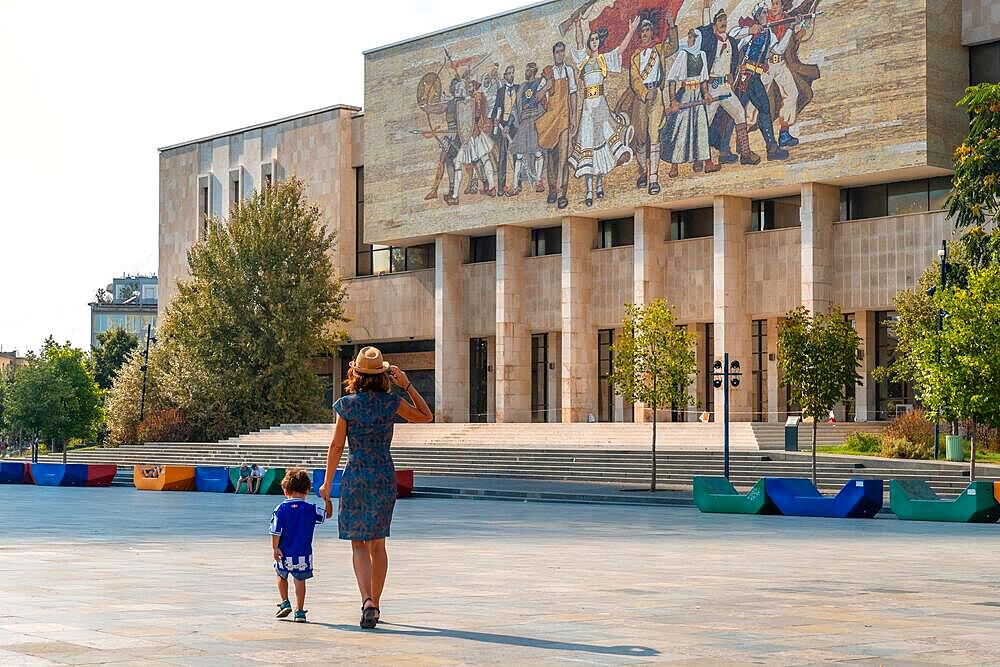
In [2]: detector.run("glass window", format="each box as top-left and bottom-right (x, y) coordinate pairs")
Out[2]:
(970, 41), (1000, 86)
(843, 313), (856, 422)
(671, 208), (713, 240)
(470, 235), (496, 263)
(372, 247), (391, 275)
(887, 180), (928, 216)
(390, 247), (407, 273)
(751, 319), (767, 422)
(598, 330), (613, 422)
(704, 323), (714, 416)
(847, 184), (888, 220)
(929, 176), (952, 211)
(530, 334), (548, 422)
(405, 244), (434, 271)
(874, 311), (914, 419)
(532, 226), (562, 256)
(598, 218), (634, 249)
(752, 196), (800, 231)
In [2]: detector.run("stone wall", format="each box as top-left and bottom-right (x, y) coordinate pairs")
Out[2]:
(746, 228), (801, 317)
(342, 270), (435, 342)
(589, 246), (632, 328)
(663, 236), (713, 322)
(963, 0), (1000, 45)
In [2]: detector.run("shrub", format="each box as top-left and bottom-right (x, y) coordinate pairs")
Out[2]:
(137, 408), (191, 444)
(843, 432), (882, 454)
(884, 410), (935, 448)
(879, 435), (932, 459)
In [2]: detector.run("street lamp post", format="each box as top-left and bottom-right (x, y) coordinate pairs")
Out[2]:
(712, 353), (743, 480)
(139, 322), (157, 424)
(931, 240), (948, 459)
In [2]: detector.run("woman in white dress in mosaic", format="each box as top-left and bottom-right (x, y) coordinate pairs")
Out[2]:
(568, 13), (640, 206)
(660, 29), (718, 177)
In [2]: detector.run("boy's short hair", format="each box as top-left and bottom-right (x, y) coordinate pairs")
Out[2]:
(281, 468), (311, 495)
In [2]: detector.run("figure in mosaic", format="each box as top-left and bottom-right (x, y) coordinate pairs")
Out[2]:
(745, 0), (822, 148)
(537, 42), (578, 209)
(416, 73), (459, 201)
(730, 4), (789, 161)
(489, 65), (519, 196)
(480, 62), (501, 106)
(508, 62), (547, 195)
(617, 14), (678, 195)
(444, 76), (496, 205)
(660, 29), (717, 176)
(697, 1), (760, 166)
(569, 12), (640, 207)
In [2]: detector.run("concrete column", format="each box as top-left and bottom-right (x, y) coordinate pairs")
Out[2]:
(855, 310), (873, 422)
(713, 195), (753, 423)
(486, 335), (496, 423)
(767, 317), (781, 423)
(800, 182), (840, 314)
(435, 234), (469, 422)
(561, 216), (596, 422)
(495, 225), (531, 422)
(548, 334), (562, 422)
(633, 206), (669, 306)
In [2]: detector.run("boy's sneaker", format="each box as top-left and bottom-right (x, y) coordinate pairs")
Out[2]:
(293, 609), (307, 623)
(275, 600), (292, 618)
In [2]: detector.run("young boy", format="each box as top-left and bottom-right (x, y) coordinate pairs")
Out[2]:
(269, 468), (333, 622)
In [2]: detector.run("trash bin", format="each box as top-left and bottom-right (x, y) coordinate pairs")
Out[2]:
(945, 435), (964, 462)
(784, 416), (801, 452)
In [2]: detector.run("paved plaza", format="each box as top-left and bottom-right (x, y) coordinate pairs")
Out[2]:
(2, 486), (1000, 665)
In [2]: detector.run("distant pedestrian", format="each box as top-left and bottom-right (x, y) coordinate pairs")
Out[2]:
(270, 468), (333, 623)
(319, 346), (433, 629)
(235, 464), (253, 494)
(250, 464), (266, 493)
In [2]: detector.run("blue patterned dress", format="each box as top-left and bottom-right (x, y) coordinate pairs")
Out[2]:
(333, 391), (401, 540)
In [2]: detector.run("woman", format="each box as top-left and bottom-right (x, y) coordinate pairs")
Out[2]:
(319, 346), (433, 629)
(659, 29), (718, 177)
(568, 13), (640, 206)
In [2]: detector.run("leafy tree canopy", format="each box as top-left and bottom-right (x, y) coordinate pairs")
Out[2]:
(91, 327), (139, 391)
(105, 178), (348, 443)
(948, 83), (1000, 229)
(3, 338), (103, 448)
(778, 307), (861, 421)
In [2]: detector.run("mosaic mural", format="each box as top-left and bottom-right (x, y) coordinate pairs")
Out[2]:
(365, 0), (952, 239)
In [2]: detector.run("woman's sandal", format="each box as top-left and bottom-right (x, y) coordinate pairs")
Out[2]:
(360, 598), (379, 629)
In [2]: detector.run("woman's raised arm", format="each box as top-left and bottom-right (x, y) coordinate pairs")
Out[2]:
(390, 365), (434, 423)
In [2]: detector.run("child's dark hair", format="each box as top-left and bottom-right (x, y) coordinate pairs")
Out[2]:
(281, 468), (311, 495)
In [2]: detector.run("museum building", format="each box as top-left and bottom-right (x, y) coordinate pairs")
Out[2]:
(159, 0), (1000, 424)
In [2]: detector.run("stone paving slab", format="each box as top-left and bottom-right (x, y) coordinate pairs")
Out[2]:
(2, 485), (1000, 665)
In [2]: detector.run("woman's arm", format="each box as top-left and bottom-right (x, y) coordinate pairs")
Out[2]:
(319, 417), (347, 502)
(390, 366), (434, 423)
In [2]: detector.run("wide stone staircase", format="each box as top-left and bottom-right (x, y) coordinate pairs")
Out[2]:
(43, 421), (995, 499)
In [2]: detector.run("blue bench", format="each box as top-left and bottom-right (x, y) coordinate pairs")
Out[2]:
(764, 477), (883, 518)
(31, 463), (89, 487)
(312, 469), (344, 498)
(195, 466), (233, 493)
(0, 462), (26, 484)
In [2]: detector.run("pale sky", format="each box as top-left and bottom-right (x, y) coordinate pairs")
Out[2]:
(0, 0), (526, 355)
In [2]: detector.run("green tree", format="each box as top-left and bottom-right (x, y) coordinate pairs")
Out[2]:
(609, 299), (696, 491)
(933, 264), (1000, 479)
(91, 327), (139, 390)
(947, 83), (1000, 229)
(777, 307), (861, 484)
(106, 178), (348, 443)
(3, 339), (103, 461)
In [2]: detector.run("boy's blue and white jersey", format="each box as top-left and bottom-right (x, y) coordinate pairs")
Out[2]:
(270, 499), (325, 565)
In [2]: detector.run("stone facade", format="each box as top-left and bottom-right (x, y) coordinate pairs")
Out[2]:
(963, 0), (1000, 45)
(158, 0), (990, 424)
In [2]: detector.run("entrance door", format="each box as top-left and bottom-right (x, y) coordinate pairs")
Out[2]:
(531, 334), (548, 423)
(469, 338), (488, 423)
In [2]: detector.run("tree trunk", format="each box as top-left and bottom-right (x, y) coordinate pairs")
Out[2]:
(651, 403), (657, 492)
(811, 418), (818, 487)
(62, 439), (67, 465)
(970, 420), (977, 482)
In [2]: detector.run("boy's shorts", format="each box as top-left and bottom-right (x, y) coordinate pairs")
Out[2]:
(274, 559), (314, 581)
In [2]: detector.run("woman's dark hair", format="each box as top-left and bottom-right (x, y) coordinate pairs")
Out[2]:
(588, 28), (608, 50)
(281, 468), (311, 495)
(344, 366), (392, 394)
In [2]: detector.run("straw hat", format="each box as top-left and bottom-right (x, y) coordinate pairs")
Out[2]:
(350, 346), (390, 375)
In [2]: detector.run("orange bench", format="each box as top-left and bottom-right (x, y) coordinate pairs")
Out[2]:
(133, 464), (196, 491)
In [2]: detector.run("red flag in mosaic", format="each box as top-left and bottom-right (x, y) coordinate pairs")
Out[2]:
(589, 0), (685, 54)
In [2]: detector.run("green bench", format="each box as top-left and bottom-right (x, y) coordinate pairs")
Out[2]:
(890, 479), (1000, 523)
(693, 477), (778, 515)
